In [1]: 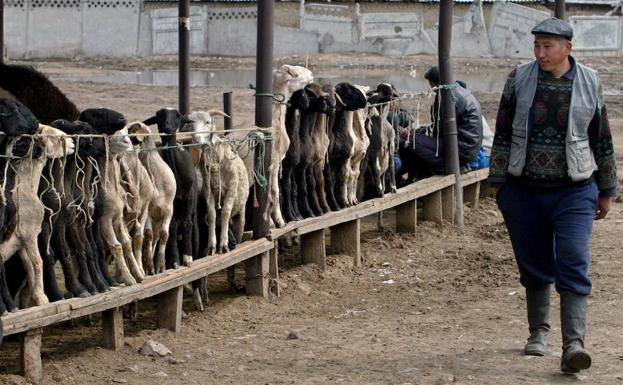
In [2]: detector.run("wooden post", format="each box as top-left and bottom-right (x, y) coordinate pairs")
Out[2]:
(268, 247), (280, 296)
(395, 199), (417, 233)
(423, 191), (443, 225)
(20, 328), (43, 384)
(158, 286), (183, 333)
(377, 211), (384, 232)
(246, 251), (269, 298)
(330, 219), (361, 266)
(301, 229), (326, 270)
(464, 181), (481, 209)
(102, 307), (124, 351)
(441, 186), (455, 223)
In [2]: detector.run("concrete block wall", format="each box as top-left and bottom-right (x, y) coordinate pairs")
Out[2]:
(488, 1), (550, 58)
(4, 0), (140, 58)
(570, 16), (623, 56)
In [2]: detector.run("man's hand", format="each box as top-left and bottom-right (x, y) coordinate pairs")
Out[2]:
(595, 196), (612, 220)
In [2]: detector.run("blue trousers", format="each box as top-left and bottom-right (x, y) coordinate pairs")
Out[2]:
(496, 182), (598, 295)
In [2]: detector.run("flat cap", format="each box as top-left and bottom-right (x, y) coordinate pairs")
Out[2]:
(531, 17), (573, 40)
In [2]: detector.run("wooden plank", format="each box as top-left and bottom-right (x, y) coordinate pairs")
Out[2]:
(464, 181), (481, 209)
(329, 219), (361, 266)
(1, 238), (273, 337)
(395, 199), (417, 233)
(158, 286), (183, 333)
(20, 328), (42, 384)
(460, 168), (489, 186)
(102, 307), (124, 351)
(297, 175), (455, 236)
(246, 252), (269, 298)
(441, 186), (455, 223)
(301, 229), (326, 270)
(268, 247), (280, 297)
(422, 190), (443, 225)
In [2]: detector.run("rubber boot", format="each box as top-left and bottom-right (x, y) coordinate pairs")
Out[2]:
(560, 291), (592, 373)
(524, 285), (551, 356)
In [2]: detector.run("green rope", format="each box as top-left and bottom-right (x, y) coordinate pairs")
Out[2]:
(437, 82), (458, 103)
(248, 84), (287, 105)
(247, 130), (272, 189)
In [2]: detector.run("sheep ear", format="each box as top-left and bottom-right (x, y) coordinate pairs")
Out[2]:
(208, 110), (230, 119)
(127, 122), (151, 142)
(334, 92), (346, 108)
(143, 116), (157, 126)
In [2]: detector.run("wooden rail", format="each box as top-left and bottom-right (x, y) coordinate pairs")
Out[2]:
(0, 169), (489, 384)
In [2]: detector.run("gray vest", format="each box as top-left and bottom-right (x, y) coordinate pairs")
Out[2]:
(508, 60), (601, 182)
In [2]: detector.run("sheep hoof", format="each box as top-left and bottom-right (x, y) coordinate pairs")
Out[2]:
(192, 289), (204, 312)
(182, 255), (193, 267)
(77, 291), (90, 298)
(33, 293), (50, 306)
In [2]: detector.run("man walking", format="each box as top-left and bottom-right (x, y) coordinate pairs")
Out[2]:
(489, 18), (618, 373)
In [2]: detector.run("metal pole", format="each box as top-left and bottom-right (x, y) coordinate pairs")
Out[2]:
(438, 0), (464, 227)
(555, 0), (565, 19)
(223, 91), (233, 131)
(178, 0), (190, 115)
(1, 0), (4, 64)
(253, 0), (274, 239)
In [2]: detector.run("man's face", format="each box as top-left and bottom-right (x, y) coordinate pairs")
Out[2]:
(533, 35), (572, 73)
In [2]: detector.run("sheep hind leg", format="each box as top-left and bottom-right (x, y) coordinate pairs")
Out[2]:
(142, 228), (154, 275)
(20, 245), (49, 307)
(0, 264), (16, 313)
(116, 219), (144, 282)
(191, 280), (204, 312)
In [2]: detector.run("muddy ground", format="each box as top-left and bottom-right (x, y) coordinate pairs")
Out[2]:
(0, 53), (622, 385)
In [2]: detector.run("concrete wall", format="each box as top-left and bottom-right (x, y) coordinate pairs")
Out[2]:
(3, 0), (623, 59)
(570, 16), (623, 57)
(5, 0), (141, 58)
(488, 2), (550, 58)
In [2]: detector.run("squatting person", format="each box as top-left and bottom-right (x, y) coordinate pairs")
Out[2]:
(489, 18), (618, 373)
(398, 66), (483, 183)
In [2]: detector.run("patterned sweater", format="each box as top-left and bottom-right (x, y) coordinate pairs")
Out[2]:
(489, 60), (618, 196)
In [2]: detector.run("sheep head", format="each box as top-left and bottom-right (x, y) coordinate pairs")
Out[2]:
(273, 65), (313, 95)
(37, 124), (75, 158)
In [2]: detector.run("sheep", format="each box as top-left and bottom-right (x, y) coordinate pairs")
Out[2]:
(135, 123), (176, 275)
(0, 63), (79, 124)
(143, 108), (196, 269)
(0, 99), (41, 314)
(281, 89), (310, 222)
(80, 108), (144, 286)
(295, 84), (333, 218)
(0, 124), (75, 311)
(328, 83), (367, 209)
(118, 122), (158, 277)
(346, 85), (371, 206)
(268, 65), (313, 228)
(310, 84), (336, 214)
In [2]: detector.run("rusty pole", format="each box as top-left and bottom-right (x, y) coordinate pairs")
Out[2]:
(438, 0), (464, 227)
(223, 91), (233, 131)
(178, 0), (190, 115)
(555, 0), (566, 19)
(253, 0), (274, 239)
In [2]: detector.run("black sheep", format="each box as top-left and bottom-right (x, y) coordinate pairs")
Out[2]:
(0, 63), (79, 124)
(280, 89), (310, 222)
(144, 108), (197, 269)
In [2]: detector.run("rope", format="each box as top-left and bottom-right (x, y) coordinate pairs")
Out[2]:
(248, 130), (270, 189)
(248, 84), (288, 105)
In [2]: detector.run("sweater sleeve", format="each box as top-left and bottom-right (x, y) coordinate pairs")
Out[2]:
(589, 80), (618, 197)
(488, 68), (517, 184)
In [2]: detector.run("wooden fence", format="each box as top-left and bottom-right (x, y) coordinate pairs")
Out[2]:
(0, 168), (489, 383)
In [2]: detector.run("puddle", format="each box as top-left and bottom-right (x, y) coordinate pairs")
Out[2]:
(50, 68), (622, 96)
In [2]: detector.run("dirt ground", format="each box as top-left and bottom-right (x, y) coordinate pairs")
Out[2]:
(1, 53), (623, 385)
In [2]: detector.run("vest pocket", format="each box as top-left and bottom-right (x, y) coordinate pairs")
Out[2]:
(571, 139), (593, 172)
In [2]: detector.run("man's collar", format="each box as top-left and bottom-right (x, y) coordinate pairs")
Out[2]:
(538, 56), (576, 80)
